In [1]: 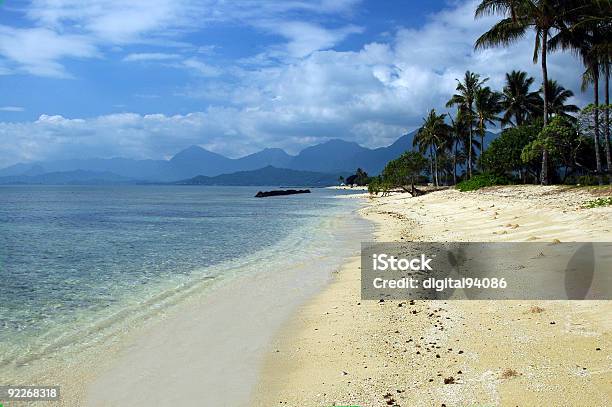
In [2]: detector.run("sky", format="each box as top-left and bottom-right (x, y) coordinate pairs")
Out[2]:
(0, 0), (590, 167)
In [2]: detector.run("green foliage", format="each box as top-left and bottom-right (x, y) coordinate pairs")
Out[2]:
(381, 151), (427, 187)
(346, 168), (369, 186)
(565, 175), (600, 186)
(584, 197), (612, 208)
(367, 177), (380, 194)
(367, 176), (392, 195)
(456, 173), (510, 192)
(500, 70), (542, 126)
(521, 116), (575, 164)
(368, 151), (427, 195)
(480, 123), (540, 177)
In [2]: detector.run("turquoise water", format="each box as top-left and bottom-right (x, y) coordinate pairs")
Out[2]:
(0, 185), (366, 369)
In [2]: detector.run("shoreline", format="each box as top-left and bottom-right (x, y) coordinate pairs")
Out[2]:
(253, 185), (612, 406)
(51, 194), (371, 406)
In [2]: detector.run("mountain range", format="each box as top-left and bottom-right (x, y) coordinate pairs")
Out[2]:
(176, 166), (344, 187)
(0, 130), (497, 185)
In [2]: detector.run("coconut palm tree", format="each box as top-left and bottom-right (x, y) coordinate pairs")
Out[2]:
(413, 109), (452, 187)
(549, 12), (605, 181)
(474, 86), (503, 161)
(604, 45), (611, 177)
(501, 70), (542, 126)
(474, 0), (575, 184)
(540, 79), (580, 120)
(448, 110), (470, 184)
(446, 71), (487, 178)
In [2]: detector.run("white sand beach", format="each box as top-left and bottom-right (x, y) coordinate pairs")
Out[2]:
(253, 186), (612, 406)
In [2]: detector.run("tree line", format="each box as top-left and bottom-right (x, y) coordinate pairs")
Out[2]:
(369, 0), (611, 194)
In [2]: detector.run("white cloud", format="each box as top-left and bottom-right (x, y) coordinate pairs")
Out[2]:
(1, 0), (364, 78)
(180, 58), (222, 77)
(267, 21), (363, 58)
(0, 106), (25, 112)
(0, 0), (588, 168)
(123, 53), (180, 62)
(0, 26), (98, 77)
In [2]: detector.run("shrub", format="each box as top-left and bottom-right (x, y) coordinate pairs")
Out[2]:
(584, 197), (612, 208)
(564, 175), (600, 186)
(456, 173), (510, 192)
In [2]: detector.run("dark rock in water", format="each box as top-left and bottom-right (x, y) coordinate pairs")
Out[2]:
(254, 189), (311, 198)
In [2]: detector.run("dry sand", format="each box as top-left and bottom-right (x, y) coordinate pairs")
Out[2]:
(253, 186), (612, 406)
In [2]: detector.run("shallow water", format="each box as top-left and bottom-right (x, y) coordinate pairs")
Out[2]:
(0, 185), (368, 372)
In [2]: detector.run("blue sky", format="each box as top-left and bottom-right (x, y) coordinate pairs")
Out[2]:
(0, 0), (587, 167)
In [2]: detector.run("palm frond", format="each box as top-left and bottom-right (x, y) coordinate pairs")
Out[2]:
(475, 18), (528, 50)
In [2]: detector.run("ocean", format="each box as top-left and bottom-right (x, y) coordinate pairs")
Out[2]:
(0, 185), (369, 375)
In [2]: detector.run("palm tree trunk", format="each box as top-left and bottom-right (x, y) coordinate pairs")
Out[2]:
(604, 62), (611, 184)
(541, 29), (549, 185)
(453, 141), (457, 185)
(594, 72), (602, 185)
(434, 146), (439, 187)
(429, 146), (434, 185)
(468, 123), (473, 179)
(480, 123), (485, 171)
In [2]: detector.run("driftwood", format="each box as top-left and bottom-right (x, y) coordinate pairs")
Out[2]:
(255, 189), (311, 198)
(399, 184), (448, 197)
(400, 184), (425, 197)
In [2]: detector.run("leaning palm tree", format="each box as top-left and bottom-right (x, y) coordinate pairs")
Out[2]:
(474, 0), (575, 184)
(413, 109), (452, 187)
(501, 70), (542, 126)
(474, 86), (503, 160)
(446, 71), (487, 178)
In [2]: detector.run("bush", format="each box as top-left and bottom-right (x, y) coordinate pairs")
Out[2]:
(564, 175), (600, 186)
(584, 197), (612, 208)
(456, 173), (510, 192)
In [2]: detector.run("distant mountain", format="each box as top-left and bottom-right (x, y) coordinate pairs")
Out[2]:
(0, 131), (500, 183)
(0, 157), (177, 180)
(285, 132), (418, 175)
(235, 148), (292, 170)
(176, 166), (344, 187)
(349, 132), (415, 174)
(287, 139), (370, 172)
(169, 145), (234, 178)
(0, 170), (135, 185)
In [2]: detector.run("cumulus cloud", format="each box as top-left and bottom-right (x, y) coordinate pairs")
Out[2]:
(1, 0), (363, 77)
(0, 26), (98, 77)
(266, 21), (363, 58)
(0, 0), (588, 168)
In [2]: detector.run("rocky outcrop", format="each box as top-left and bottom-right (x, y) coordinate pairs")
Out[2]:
(255, 189), (311, 198)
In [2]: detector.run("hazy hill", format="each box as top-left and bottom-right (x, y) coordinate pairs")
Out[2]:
(0, 170), (135, 185)
(0, 131), (498, 182)
(287, 139), (370, 172)
(176, 166), (343, 187)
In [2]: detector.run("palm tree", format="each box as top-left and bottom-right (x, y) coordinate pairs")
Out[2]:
(501, 70), (541, 126)
(413, 109), (452, 186)
(540, 79), (580, 120)
(549, 12), (606, 181)
(474, 86), (503, 160)
(475, 0), (574, 184)
(448, 110), (470, 184)
(446, 71), (487, 178)
(604, 50), (611, 177)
